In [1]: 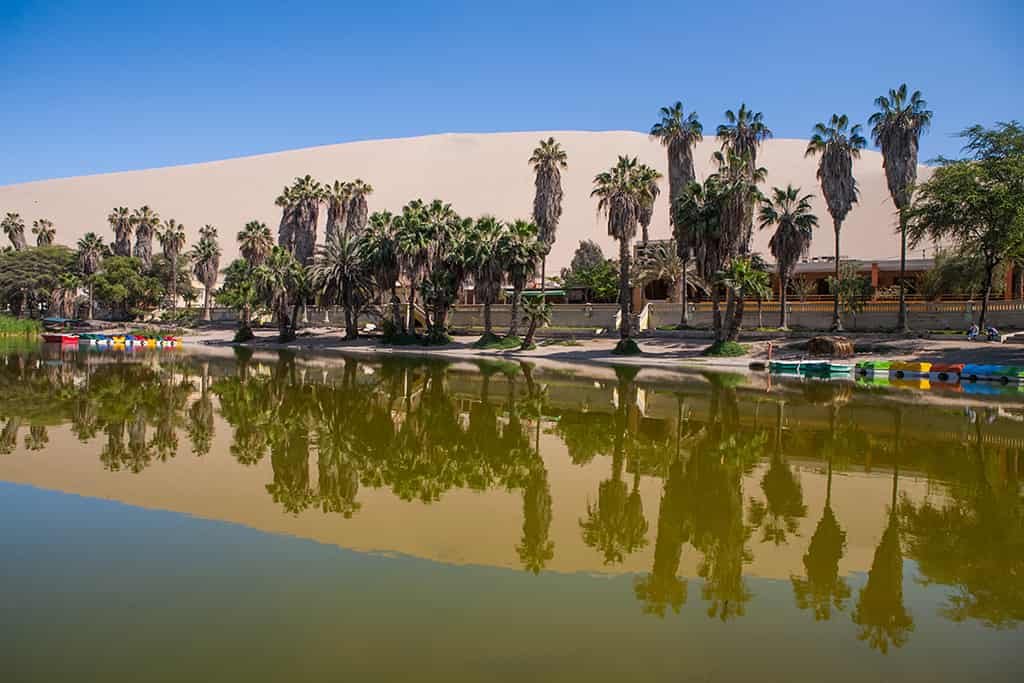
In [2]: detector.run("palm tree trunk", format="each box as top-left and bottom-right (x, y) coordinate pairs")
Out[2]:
(712, 286), (722, 341)
(979, 259), (995, 330)
(897, 210), (909, 332)
(390, 287), (403, 333)
(344, 284), (357, 340)
(831, 218), (843, 332)
(87, 280), (94, 320)
(618, 238), (631, 341)
(780, 273), (789, 329)
(483, 301), (493, 335)
(523, 317), (539, 348)
(202, 287), (211, 321)
(170, 255), (178, 309)
(679, 255), (689, 327)
(509, 287), (521, 338)
(406, 279), (417, 333)
(540, 257), (546, 297)
(727, 289), (745, 342)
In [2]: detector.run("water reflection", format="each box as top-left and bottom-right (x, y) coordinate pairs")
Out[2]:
(0, 342), (1022, 649)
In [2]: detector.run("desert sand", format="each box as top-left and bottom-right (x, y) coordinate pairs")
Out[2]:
(0, 131), (931, 274)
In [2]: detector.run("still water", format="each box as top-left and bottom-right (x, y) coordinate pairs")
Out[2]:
(1, 342), (1022, 681)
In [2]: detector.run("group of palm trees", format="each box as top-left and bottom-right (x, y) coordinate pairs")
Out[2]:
(2, 213), (56, 250)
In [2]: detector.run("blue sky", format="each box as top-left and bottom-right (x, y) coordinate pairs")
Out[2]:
(1, 0), (1020, 185)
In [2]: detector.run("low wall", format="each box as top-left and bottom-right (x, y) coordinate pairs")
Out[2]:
(448, 304), (620, 332)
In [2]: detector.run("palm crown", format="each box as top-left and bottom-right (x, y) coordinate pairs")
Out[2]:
(717, 104), (772, 166)
(805, 114), (866, 224)
(32, 218), (55, 246)
(868, 84), (933, 208)
(759, 185), (818, 269)
(237, 220), (273, 266)
(651, 102), (703, 149)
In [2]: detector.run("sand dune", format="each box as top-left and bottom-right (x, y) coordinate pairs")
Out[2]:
(0, 131), (931, 273)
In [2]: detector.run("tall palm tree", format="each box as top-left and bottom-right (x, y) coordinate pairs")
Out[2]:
(500, 219), (542, 338)
(107, 206), (132, 257)
(325, 180), (351, 241)
(345, 179), (373, 236)
(131, 205), (160, 268)
(362, 210), (403, 331)
(49, 272), (80, 318)
(189, 232), (221, 321)
(310, 231), (371, 339)
(592, 156), (657, 346)
(276, 175), (323, 265)
(636, 165), (664, 244)
(529, 137), (568, 294)
(158, 219), (187, 308)
(651, 102), (703, 326)
(758, 185), (819, 328)
(806, 114), (867, 330)
(2, 212), (27, 251)
(255, 246), (304, 341)
(76, 232), (105, 318)
(237, 220), (273, 267)
(469, 216), (507, 338)
(869, 84), (933, 332)
(395, 199), (431, 333)
(718, 105), (772, 252)
(31, 218), (55, 247)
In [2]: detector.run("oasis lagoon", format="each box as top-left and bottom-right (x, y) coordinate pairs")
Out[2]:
(1, 342), (1022, 682)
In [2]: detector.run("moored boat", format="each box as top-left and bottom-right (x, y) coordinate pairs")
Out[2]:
(929, 363), (964, 382)
(856, 360), (890, 376)
(963, 364), (1024, 383)
(41, 333), (79, 344)
(891, 361), (932, 378)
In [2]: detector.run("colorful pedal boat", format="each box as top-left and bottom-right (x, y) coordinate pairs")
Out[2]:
(962, 364), (1024, 383)
(769, 360), (853, 376)
(929, 363), (964, 382)
(41, 333), (79, 344)
(856, 360), (891, 375)
(891, 361), (932, 377)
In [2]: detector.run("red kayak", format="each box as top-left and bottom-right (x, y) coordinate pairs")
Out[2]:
(41, 333), (79, 344)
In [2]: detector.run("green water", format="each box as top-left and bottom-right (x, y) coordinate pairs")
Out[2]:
(0, 343), (1021, 681)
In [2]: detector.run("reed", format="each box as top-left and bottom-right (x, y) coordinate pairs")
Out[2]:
(0, 315), (41, 336)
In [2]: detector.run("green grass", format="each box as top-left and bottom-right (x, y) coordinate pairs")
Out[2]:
(701, 340), (748, 357)
(611, 338), (642, 355)
(0, 316), (41, 336)
(474, 334), (522, 350)
(128, 326), (189, 338)
(539, 338), (583, 347)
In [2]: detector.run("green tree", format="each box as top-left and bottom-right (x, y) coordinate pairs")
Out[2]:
(158, 219), (187, 307)
(529, 137), (568, 294)
(395, 199), (432, 332)
(49, 272), (80, 318)
(107, 206), (132, 257)
(717, 104), (772, 252)
(519, 296), (550, 349)
(362, 210), (404, 332)
(310, 231), (372, 339)
(31, 218), (55, 247)
(345, 179), (373, 236)
(758, 185), (819, 328)
(76, 232), (106, 319)
(827, 262), (873, 328)
(806, 114), (867, 330)
(275, 175), (323, 265)
(237, 220), (273, 268)
(468, 216), (507, 340)
(255, 246), (304, 341)
(636, 164), (663, 244)
(908, 123), (1024, 329)
(500, 219), (543, 339)
(0, 245), (77, 317)
(2, 212), (27, 252)
(869, 84), (933, 332)
(91, 256), (164, 319)
(189, 227), (221, 321)
(651, 102), (703, 325)
(216, 259), (260, 338)
(131, 205), (160, 269)
(324, 180), (352, 241)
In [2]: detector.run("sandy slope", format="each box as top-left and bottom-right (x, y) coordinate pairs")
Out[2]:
(0, 131), (931, 273)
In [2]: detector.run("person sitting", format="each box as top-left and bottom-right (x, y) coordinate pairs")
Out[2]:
(987, 326), (1000, 342)
(968, 323), (979, 341)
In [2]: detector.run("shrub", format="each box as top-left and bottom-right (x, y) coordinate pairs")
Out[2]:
(701, 340), (748, 357)
(612, 338), (642, 355)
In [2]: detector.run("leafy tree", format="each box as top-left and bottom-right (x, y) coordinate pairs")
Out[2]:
(869, 84), (933, 331)
(49, 272), (80, 318)
(107, 206), (132, 257)
(158, 219), (187, 307)
(237, 220), (273, 268)
(91, 256), (164, 319)
(31, 218), (55, 247)
(76, 232), (106, 318)
(806, 114), (866, 330)
(2, 212), (27, 251)
(500, 219), (543, 338)
(189, 227), (221, 321)
(255, 246), (304, 341)
(562, 257), (619, 303)
(395, 199), (432, 332)
(718, 256), (771, 341)
(529, 137), (568, 293)
(566, 239), (604, 274)
(345, 179), (373, 236)
(310, 231), (372, 339)
(758, 185), (819, 328)
(636, 164), (662, 244)
(651, 102), (703, 325)
(362, 210), (404, 332)
(519, 296), (550, 349)
(0, 245), (77, 317)
(917, 250), (1008, 302)
(276, 175), (323, 265)
(908, 123), (1024, 329)
(718, 104), (772, 251)
(216, 259), (260, 338)
(131, 205), (160, 268)
(468, 216), (507, 339)
(827, 262), (873, 327)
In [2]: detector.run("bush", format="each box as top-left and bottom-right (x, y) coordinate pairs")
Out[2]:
(161, 308), (200, 326)
(701, 340), (748, 357)
(612, 338), (642, 355)
(475, 334), (522, 350)
(381, 319), (423, 346)
(233, 325), (255, 343)
(0, 315), (41, 336)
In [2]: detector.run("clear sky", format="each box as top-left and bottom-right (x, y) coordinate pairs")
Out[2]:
(1, 0), (1020, 185)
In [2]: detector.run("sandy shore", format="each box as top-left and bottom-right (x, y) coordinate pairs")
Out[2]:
(180, 325), (1024, 373)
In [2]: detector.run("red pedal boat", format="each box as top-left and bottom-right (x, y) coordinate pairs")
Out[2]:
(41, 333), (79, 344)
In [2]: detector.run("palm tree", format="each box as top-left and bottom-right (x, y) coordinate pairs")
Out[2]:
(76, 232), (105, 318)
(31, 218), (55, 247)
(158, 219), (187, 308)
(189, 231), (221, 321)
(652, 102), (703, 326)
(592, 156), (657, 347)
(275, 175), (323, 265)
(529, 137), (568, 294)
(345, 179), (373, 236)
(636, 164), (664, 244)
(237, 220), (273, 267)
(362, 210), (403, 331)
(107, 206), (132, 257)
(395, 199), (431, 333)
(500, 219), (542, 339)
(255, 247), (304, 341)
(324, 180), (351, 241)
(638, 240), (705, 304)
(718, 105), (772, 252)
(468, 216), (507, 339)
(2, 212), (27, 251)
(869, 85), (933, 332)
(806, 114), (867, 330)
(49, 272), (80, 318)
(131, 205), (160, 268)
(310, 231), (371, 339)
(758, 185), (819, 328)
(520, 296), (551, 349)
